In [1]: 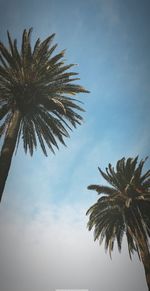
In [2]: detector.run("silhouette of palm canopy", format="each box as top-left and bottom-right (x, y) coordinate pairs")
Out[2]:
(87, 157), (150, 259)
(0, 28), (89, 155)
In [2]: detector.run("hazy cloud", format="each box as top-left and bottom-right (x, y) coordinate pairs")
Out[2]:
(0, 203), (147, 291)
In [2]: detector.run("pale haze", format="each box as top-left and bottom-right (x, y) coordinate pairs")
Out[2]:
(0, 0), (150, 291)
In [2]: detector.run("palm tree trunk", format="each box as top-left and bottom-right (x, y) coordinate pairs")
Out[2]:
(0, 110), (21, 202)
(139, 239), (150, 291)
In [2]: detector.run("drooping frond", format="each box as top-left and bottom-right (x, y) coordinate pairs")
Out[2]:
(87, 195), (125, 256)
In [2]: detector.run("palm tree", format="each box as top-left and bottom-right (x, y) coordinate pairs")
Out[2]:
(87, 157), (150, 290)
(0, 28), (89, 202)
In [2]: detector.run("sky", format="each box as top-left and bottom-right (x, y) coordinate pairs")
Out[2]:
(0, 0), (150, 291)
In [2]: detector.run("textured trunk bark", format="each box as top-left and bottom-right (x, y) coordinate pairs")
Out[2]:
(139, 239), (150, 291)
(0, 110), (21, 202)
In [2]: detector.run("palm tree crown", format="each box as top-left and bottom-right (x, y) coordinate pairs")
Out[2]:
(87, 157), (150, 290)
(0, 28), (89, 202)
(0, 28), (89, 155)
(87, 156), (150, 258)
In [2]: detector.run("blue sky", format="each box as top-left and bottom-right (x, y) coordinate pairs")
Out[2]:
(0, 0), (150, 291)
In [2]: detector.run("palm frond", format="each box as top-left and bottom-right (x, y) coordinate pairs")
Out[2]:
(87, 184), (117, 195)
